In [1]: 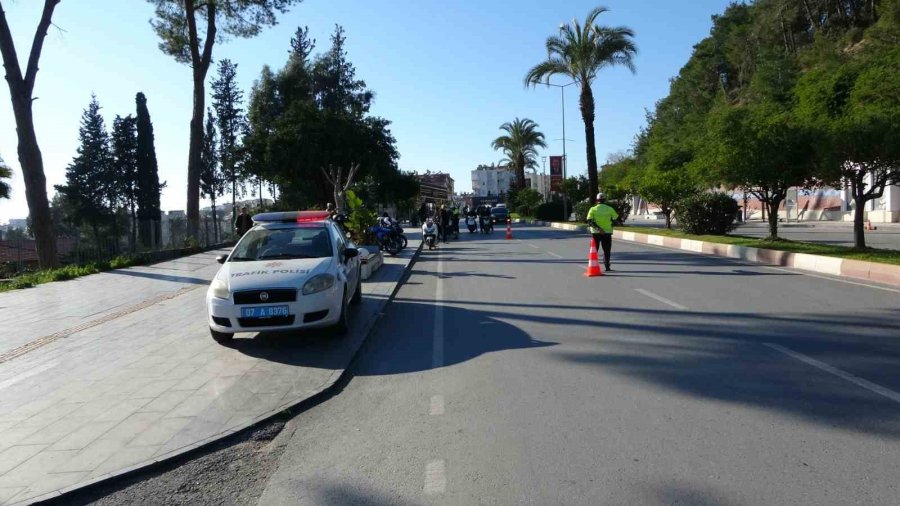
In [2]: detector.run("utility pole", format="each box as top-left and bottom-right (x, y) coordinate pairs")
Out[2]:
(541, 156), (547, 201)
(544, 81), (577, 220)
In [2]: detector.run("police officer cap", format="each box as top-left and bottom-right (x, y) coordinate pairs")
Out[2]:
(596, 193), (606, 202)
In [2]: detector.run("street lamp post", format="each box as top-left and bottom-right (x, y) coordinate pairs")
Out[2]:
(543, 80), (577, 220)
(541, 156), (547, 201)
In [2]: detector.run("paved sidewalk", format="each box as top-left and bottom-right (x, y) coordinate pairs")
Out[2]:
(0, 236), (420, 505)
(625, 218), (900, 250)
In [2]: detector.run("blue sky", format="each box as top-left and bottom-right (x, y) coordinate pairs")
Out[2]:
(0, 0), (734, 223)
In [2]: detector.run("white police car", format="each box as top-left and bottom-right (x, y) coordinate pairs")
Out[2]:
(206, 211), (361, 343)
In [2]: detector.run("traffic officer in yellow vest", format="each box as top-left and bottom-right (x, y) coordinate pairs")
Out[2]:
(586, 193), (619, 271)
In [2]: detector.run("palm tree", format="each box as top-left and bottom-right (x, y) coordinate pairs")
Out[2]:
(525, 7), (637, 204)
(0, 154), (11, 200)
(491, 118), (547, 189)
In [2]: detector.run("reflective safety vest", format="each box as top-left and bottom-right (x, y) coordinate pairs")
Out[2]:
(586, 204), (619, 234)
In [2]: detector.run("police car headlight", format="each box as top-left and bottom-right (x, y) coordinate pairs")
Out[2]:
(302, 274), (335, 295)
(209, 279), (230, 300)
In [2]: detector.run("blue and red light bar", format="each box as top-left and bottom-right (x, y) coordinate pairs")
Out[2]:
(252, 210), (332, 224)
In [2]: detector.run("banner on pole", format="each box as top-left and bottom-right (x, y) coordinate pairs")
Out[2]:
(550, 156), (563, 191)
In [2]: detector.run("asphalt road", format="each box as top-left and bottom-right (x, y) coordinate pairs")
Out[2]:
(258, 225), (900, 505)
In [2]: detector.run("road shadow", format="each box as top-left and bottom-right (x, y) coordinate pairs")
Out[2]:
(541, 307), (900, 439)
(226, 300), (554, 378)
(354, 300), (556, 376)
(107, 268), (211, 285)
(308, 482), (419, 506)
(383, 296), (900, 438)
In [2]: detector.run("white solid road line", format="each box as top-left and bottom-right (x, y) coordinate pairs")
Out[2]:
(424, 460), (447, 495)
(430, 395), (445, 415)
(634, 288), (688, 310)
(764, 343), (900, 405)
(432, 253), (444, 369)
(623, 237), (900, 294)
(761, 265), (900, 294)
(547, 251), (563, 259)
(528, 243), (540, 249)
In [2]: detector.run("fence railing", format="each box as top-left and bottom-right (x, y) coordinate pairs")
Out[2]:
(0, 216), (235, 277)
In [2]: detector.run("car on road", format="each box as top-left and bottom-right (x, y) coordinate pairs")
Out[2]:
(490, 205), (510, 224)
(206, 211), (362, 343)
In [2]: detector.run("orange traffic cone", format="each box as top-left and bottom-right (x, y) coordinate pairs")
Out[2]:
(585, 239), (603, 277)
(506, 219), (513, 240)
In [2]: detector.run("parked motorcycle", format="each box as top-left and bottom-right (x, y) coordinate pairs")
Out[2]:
(390, 222), (408, 250)
(370, 225), (402, 255)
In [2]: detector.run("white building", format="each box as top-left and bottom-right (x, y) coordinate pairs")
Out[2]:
(472, 165), (513, 198)
(8, 218), (27, 230)
(525, 173), (552, 199)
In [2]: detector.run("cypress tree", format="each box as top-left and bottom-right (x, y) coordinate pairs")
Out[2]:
(211, 59), (245, 232)
(135, 92), (162, 247)
(111, 115), (139, 250)
(200, 108), (223, 242)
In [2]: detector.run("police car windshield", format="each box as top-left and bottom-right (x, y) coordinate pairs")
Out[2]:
(230, 225), (333, 261)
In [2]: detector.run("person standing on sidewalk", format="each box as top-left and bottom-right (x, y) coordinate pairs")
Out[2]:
(234, 206), (253, 237)
(586, 193), (619, 271)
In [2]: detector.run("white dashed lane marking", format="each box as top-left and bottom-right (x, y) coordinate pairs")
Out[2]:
(634, 288), (688, 310)
(424, 460), (446, 495)
(430, 395), (445, 415)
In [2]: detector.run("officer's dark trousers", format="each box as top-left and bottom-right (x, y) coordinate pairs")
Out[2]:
(592, 233), (612, 268)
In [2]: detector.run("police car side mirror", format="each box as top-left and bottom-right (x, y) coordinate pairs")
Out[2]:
(344, 248), (359, 259)
(216, 255), (227, 264)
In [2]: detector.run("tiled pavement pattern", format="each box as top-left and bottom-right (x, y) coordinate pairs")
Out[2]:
(0, 237), (420, 505)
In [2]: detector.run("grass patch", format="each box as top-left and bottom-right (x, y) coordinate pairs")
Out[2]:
(0, 254), (147, 293)
(617, 226), (900, 265)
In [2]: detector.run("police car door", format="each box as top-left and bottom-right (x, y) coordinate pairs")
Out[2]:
(330, 222), (357, 300)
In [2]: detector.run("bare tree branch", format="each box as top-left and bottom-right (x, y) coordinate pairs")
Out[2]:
(0, 0), (26, 87)
(23, 0), (59, 95)
(184, 0), (201, 69)
(199, 1), (216, 71)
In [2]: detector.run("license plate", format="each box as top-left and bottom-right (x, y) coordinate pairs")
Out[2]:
(241, 305), (289, 318)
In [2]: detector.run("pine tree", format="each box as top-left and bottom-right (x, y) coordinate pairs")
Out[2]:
(111, 115), (139, 250)
(135, 92), (163, 248)
(200, 108), (223, 242)
(54, 95), (114, 241)
(314, 25), (372, 117)
(0, 154), (11, 200)
(211, 59), (245, 230)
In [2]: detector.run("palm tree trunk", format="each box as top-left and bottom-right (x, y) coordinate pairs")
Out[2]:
(516, 154), (526, 189)
(579, 84), (599, 204)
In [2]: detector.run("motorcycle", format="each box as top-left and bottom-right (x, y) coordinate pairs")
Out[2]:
(465, 216), (478, 233)
(422, 223), (438, 250)
(480, 215), (493, 234)
(390, 222), (408, 250)
(370, 225), (402, 255)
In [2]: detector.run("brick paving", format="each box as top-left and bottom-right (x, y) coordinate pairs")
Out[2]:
(0, 237), (419, 505)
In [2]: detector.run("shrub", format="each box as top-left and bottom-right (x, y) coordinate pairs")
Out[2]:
(675, 192), (739, 235)
(607, 199), (632, 226)
(573, 201), (592, 222)
(535, 201), (564, 221)
(576, 199), (631, 225)
(514, 205), (531, 218)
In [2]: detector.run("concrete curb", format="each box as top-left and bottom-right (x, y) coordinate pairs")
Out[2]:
(31, 241), (425, 506)
(515, 219), (900, 288)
